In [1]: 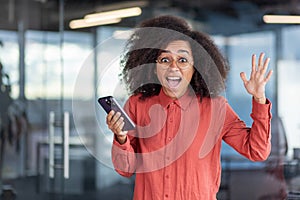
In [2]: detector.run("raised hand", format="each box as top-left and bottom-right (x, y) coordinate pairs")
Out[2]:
(240, 53), (273, 104)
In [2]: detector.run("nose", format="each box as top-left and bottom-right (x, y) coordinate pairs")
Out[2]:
(169, 59), (179, 70)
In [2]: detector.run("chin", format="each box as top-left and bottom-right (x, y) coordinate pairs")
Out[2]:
(164, 87), (185, 99)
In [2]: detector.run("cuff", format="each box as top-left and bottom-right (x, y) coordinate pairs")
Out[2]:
(113, 135), (131, 150)
(251, 98), (272, 119)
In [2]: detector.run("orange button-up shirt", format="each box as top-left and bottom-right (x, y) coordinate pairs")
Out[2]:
(112, 89), (272, 200)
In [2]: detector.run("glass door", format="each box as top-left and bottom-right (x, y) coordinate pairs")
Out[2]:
(27, 33), (95, 198)
(24, 1), (95, 198)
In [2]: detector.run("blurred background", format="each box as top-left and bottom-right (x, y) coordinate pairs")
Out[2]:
(0, 0), (300, 199)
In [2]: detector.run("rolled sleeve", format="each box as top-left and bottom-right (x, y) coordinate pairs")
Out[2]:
(251, 97), (272, 120)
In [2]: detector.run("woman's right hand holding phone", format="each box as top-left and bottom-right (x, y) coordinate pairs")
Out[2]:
(106, 110), (128, 144)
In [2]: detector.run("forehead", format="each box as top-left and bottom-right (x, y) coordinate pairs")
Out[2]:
(162, 40), (192, 54)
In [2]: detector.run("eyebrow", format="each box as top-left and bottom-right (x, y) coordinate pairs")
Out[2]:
(160, 49), (191, 55)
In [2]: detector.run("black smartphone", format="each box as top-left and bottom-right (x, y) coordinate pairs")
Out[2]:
(98, 96), (136, 131)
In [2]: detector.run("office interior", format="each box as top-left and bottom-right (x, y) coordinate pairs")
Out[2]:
(0, 0), (300, 199)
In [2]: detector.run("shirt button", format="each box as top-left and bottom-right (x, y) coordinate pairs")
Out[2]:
(168, 137), (171, 141)
(165, 194), (169, 198)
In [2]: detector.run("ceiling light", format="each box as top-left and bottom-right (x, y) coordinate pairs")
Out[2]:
(94, 1), (148, 12)
(69, 18), (121, 29)
(84, 7), (142, 23)
(263, 15), (300, 24)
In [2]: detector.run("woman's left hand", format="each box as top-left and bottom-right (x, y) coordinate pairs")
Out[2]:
(240, 53), (273, 104)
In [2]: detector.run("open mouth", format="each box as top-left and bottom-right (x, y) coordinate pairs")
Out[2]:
(166, 76), (182, 88)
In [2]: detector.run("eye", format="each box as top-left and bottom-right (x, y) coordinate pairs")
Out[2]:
(159, 57), (170, 63)
(178, 57), (188, 63)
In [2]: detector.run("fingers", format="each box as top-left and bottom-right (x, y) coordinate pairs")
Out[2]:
(258, 52), (271, 74)
(251, 54), (256, 70)
(258, 53), (265, 69)
(251, 54), (256, 78)
(252, 53), (271, 74)
(256, 53), (270, 71)
(262, 57), (270, 74)
(106, 110), (126, 135)
(265, 70), (273, 83)
(252, 53), (265, 69)
(240, 72), (248, 84)
(251, 53), (266, 78)
(243, 53), (272, 83)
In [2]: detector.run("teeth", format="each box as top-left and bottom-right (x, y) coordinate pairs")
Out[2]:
(167, 77), (181, 80)
(166, 76), (181, 88)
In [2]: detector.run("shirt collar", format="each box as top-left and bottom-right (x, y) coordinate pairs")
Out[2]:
(158, 88), (196, 110)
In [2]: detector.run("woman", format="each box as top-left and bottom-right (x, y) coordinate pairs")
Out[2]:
(106, 15), (273, 200)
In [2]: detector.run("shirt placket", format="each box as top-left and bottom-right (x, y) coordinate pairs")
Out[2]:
(163, 102), (176, 200)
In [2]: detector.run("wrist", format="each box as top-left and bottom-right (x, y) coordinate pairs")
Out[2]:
(115, 135), (127, 144)
(253, 96), (266, 104)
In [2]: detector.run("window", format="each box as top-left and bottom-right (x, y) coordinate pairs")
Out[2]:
(280, 27), (300, 157)
(0, 30), (19, 99)
(25, 30), (92, 99)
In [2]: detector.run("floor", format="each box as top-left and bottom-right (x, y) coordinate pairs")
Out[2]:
(1, 174), (300, 200)
(0, 176), (134, 200)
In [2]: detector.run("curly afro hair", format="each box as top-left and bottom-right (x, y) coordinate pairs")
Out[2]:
(120, 15), (229, 100)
